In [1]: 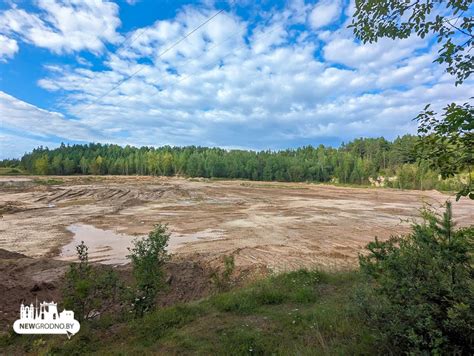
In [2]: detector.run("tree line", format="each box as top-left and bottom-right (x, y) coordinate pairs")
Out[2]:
(1, 135), (465, 191)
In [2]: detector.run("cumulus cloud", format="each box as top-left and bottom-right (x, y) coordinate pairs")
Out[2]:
(0, 0), (121, 54)
(0, 34), (18, 61)
(308, 0), (342, 29)
(323, 35), (428, 70)
(1, 1), (472, 158)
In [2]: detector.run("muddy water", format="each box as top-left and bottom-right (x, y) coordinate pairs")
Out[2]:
(59, 224), (225, 265)
(59, 224), (136, 265)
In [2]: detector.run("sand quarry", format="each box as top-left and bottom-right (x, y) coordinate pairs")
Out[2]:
(1, 175), (473, 271)
(1, 175), (473, 330)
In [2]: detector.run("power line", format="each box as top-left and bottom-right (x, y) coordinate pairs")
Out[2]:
(71, 5), (231, 117)
(109, 25), (248, 108)
(53, 23), (156, 110)
(94, 18), (280, 113)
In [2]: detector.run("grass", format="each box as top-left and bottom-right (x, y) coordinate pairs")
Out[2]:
(1, 269), (377, 355)
(0, 167), (27, 175)
(33, 178), (65, 185)
(240, 182), (310, 190)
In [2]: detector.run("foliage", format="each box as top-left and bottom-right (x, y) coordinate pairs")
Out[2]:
(0, 167), (24, 175)
(3, 136), (466, 192)
(417, 101), (474, 199)
(0, 158), (20, 168)
(358, 202), (474, 354)
(127, 223), (170, 317)
(350, 0), (473, 85)
(8, 270), (375, 355)
(33, 154), (49, 175)
(350, 1), (473, 200)
(210, 255), (235, 292)
(62, 241), (123, 322)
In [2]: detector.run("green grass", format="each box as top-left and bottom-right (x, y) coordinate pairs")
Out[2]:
(1, 269), (377, 355)
(33, 178), (65, 185)
(0, 167), (27, 175)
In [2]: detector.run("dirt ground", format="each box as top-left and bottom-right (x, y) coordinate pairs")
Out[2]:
(1, 175), (473, 271)
(1, 175), (473, 332)
(0, 247), (258, 332)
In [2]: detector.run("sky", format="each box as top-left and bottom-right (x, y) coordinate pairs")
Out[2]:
(0, 0), (472, 159)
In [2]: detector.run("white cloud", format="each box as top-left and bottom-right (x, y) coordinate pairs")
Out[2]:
(0, 0), (121, 54)
(308, 0), (342, 29)
(36, 5), (471, 141)
(1, 1), (472, 158)
(0, 132), (58, 160)
(323, 35), (428, 70)
(0, 34), (18, 61)
(0, 91), (98, 141)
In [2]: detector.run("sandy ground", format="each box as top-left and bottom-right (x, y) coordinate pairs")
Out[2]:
(1, 175), (473, 272)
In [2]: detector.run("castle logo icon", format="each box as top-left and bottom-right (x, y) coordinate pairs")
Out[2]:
(13, 301), (80, 338)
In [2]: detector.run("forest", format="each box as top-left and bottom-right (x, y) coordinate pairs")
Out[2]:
(1, 135), (465, 191)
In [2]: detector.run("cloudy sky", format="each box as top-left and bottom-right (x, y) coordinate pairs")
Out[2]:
(0, 0), (472, 159)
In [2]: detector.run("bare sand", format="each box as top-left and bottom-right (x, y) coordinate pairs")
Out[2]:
(1, 176), (473, 271)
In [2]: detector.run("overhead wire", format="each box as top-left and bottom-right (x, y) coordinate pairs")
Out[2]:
(53, 23), (156, 109)
(70, 4), (233, 117)
(82, 10), (278, 115)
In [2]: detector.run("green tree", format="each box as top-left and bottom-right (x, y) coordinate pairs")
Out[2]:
(51, 154), (63, 175)
(79, 156), (89, 174)
(89, 156), (104, 175)
(63, 157), (76, 174)
(350, 0), (473, 199)
(397, 163), (418, 189)
(162, 152), (174, 176)
(417, 102), (473, 199)
(62, 241), (122, 321)
(350, 0), (473, 85)
(358, 202), (474, 354)
(34, 155), (49, 175)
(7, 138), (465, 192)
(127, 224), (170, 317)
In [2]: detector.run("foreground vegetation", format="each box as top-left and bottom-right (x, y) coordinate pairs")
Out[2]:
(2, 270), (375, 355)
(0, 135), (468, 192)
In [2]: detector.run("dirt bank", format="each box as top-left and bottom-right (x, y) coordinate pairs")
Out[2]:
(0, 247), (265, 333)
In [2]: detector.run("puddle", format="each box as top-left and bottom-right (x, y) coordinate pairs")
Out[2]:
(0, 177), (32, 182)
(59, 224), (225, 265)
(59, 224), (137, 265)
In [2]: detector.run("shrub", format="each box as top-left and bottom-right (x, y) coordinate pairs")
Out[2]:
(127, 223), (170, 317)
(210, 255), (235, 292)
(62, 241), (122, 321)
(358, 202), (474, 354)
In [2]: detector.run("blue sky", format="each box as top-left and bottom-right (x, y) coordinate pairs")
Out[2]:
(0, 0), (472, 159)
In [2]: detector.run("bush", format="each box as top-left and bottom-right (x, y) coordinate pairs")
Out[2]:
(210, 255), (235, 292)
(358, 202), (474, 354)
(62, 241), (123, 321)
(127, 223), (170, 317)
